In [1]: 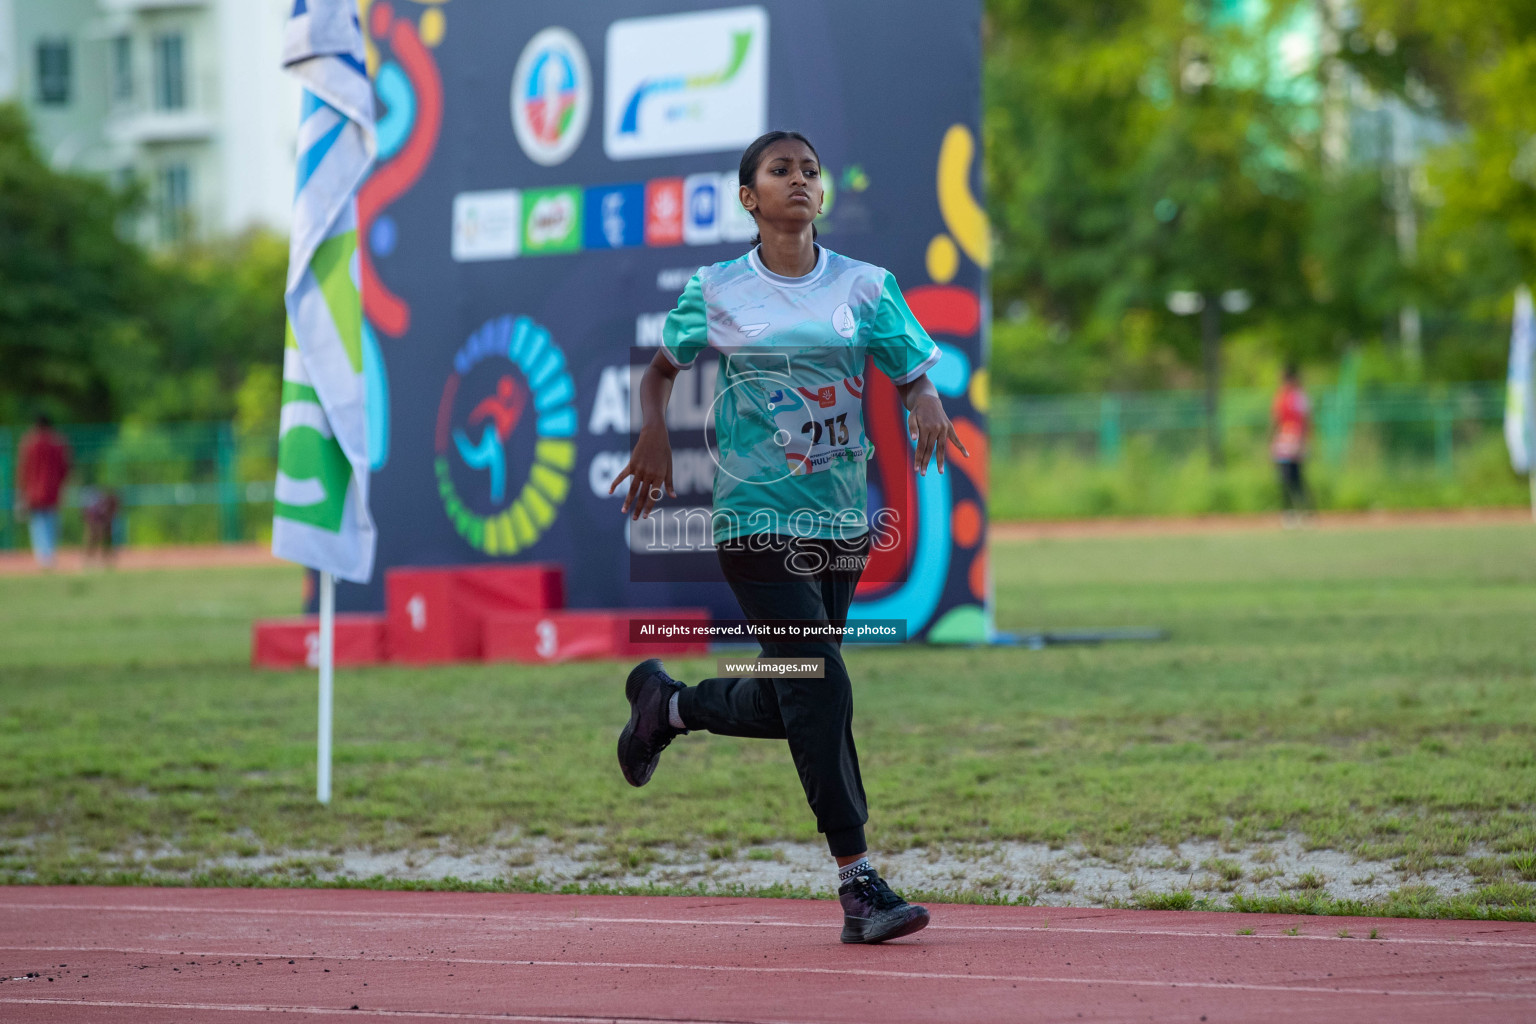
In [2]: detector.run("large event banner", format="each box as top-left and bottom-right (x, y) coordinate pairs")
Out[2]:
(347, 0), (990, 641)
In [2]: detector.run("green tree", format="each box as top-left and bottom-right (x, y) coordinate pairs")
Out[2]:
(135, 231), (289, 423)
(1352, 0), (1536, 311)
(984, 0), (1412, 399)
(0, 103), (157, 423)
(0, 102), (287, 426)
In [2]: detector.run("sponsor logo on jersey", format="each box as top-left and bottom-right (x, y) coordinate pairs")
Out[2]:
(510, 27), (591, 167)
(583, 183), (644, 249)
(832, 302), (857, 338)
(604, 7), (768, 160)
(522, 187), (582, 254)
(645, 178), (685, 246)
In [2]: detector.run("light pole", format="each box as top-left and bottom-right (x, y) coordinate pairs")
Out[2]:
(1168, 289), (1251, 467)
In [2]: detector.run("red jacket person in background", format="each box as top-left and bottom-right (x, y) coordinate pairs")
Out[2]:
(1270, 364), (1311, 523)
(16, 414), (71, 568)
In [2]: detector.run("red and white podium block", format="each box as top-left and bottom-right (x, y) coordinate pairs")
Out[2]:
(252, 614), (387, 669)
(483, 608), (711, 665)
(385, 564), (565, 664)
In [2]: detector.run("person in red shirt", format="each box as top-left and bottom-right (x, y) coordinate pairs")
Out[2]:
(1270, 364), (1310, 523)
(15, 414), (71, 568)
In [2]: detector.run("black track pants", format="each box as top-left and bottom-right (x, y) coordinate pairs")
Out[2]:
(1278, 459), (1308, 510)
(677, 534), (870, 858)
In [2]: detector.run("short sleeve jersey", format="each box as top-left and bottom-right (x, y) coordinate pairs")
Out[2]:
(661, 245), (940, 542)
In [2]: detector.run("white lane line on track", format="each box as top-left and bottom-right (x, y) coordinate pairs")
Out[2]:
(3, 904), (1533, 950)
(0, 999), (787, 1024)
(0, 947), (1531, 1002)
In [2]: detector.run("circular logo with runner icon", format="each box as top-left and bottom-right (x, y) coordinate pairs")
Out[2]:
(510, 27), (591, 167)
(435, 315), (578, 555)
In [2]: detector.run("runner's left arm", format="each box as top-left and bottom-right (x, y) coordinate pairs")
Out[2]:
(896, 374), (969, 475)
(865, 272), (967, 475)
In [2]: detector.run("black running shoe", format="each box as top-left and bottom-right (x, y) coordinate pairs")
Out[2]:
(838, 869), (930, 944)
(617, 659), (686, 788)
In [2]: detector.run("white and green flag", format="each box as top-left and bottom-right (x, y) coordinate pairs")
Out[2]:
(1506, 286), (1535, 477)
(274, 0), (376, 583)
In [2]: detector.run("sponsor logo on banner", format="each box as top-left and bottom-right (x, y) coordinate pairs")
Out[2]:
(645, 178), (685, 246)
(522, 187), (582, 254)
(436, 316), (578, 556)
(604, 6), (768, 160)
(683, 173), (721, 245)
(583, 183), (644, 249)
(511, 27), (592, 167)
(452, 190), (522, 262)
(718, 170), (758, 242)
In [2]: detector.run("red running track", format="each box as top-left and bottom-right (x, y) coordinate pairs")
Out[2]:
(2, 887), (1534, 1023)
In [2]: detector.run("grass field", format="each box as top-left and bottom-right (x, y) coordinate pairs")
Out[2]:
(2, 525), (1534, 919)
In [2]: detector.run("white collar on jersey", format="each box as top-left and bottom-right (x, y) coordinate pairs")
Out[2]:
(747, 244), (827, 288)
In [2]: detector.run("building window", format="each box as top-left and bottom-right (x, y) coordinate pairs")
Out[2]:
(152, 32), (186, 111)
(111, 36), (133, 102)
(158, 162), (192, 243)
(36, 38), (71, 106)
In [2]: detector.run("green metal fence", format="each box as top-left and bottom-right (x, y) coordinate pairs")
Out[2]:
(991, 381), (1506, 477)
(1, 422), (278, 549)
(0, 383), (1512, 548)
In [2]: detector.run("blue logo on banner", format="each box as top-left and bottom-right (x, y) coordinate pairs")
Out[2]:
(687, 179), (718, 231)
(583, 183), (644, 249)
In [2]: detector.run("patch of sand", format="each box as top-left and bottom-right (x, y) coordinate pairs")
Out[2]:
(157, 834), (1480, 906)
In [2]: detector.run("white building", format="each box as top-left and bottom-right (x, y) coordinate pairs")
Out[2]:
(0, 0), (300, 245)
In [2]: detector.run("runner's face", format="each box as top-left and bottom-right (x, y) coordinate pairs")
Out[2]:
(743, 140), (823, 232)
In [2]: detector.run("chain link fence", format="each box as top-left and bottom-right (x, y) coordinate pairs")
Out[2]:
(1, 422), (277, 549)
(992, 382), (1505, 475)
(0, 381), (1518, 548)
(989, 381), (1524, 518)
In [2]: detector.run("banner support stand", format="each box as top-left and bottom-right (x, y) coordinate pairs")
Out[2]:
(318, 570), (334, 805)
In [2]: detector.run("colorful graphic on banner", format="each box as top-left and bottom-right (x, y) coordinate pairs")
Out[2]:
(682, 173), (721, 245)
(522, 186), (583, 254)
(852, 122), (992, 642)
(351, 0), (987, 642)
(452, 189), (521, 262)
(511, 26), (592, 167)
(355, 0), (449, 471)
(644, 177), (685, 246)
(358, 1), (442, 340)
(605, 6), (768, 159)
(583, 183), (644, 249)
(435, 316), (577, 555)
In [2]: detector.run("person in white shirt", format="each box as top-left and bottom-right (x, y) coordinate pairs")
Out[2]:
(612, 131), (967, 943)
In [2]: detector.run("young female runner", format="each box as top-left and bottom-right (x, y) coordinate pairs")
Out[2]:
(610, 130), (967, 943)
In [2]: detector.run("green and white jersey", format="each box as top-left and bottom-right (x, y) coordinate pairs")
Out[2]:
(661, 245), (940, 542)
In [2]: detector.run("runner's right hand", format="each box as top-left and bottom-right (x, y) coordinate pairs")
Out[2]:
(609, 424), (675, 520)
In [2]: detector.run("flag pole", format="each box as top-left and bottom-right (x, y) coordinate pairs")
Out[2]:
(317, 570), (334, 804)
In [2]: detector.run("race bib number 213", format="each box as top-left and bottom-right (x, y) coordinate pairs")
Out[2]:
(767, 375), (867, 475)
